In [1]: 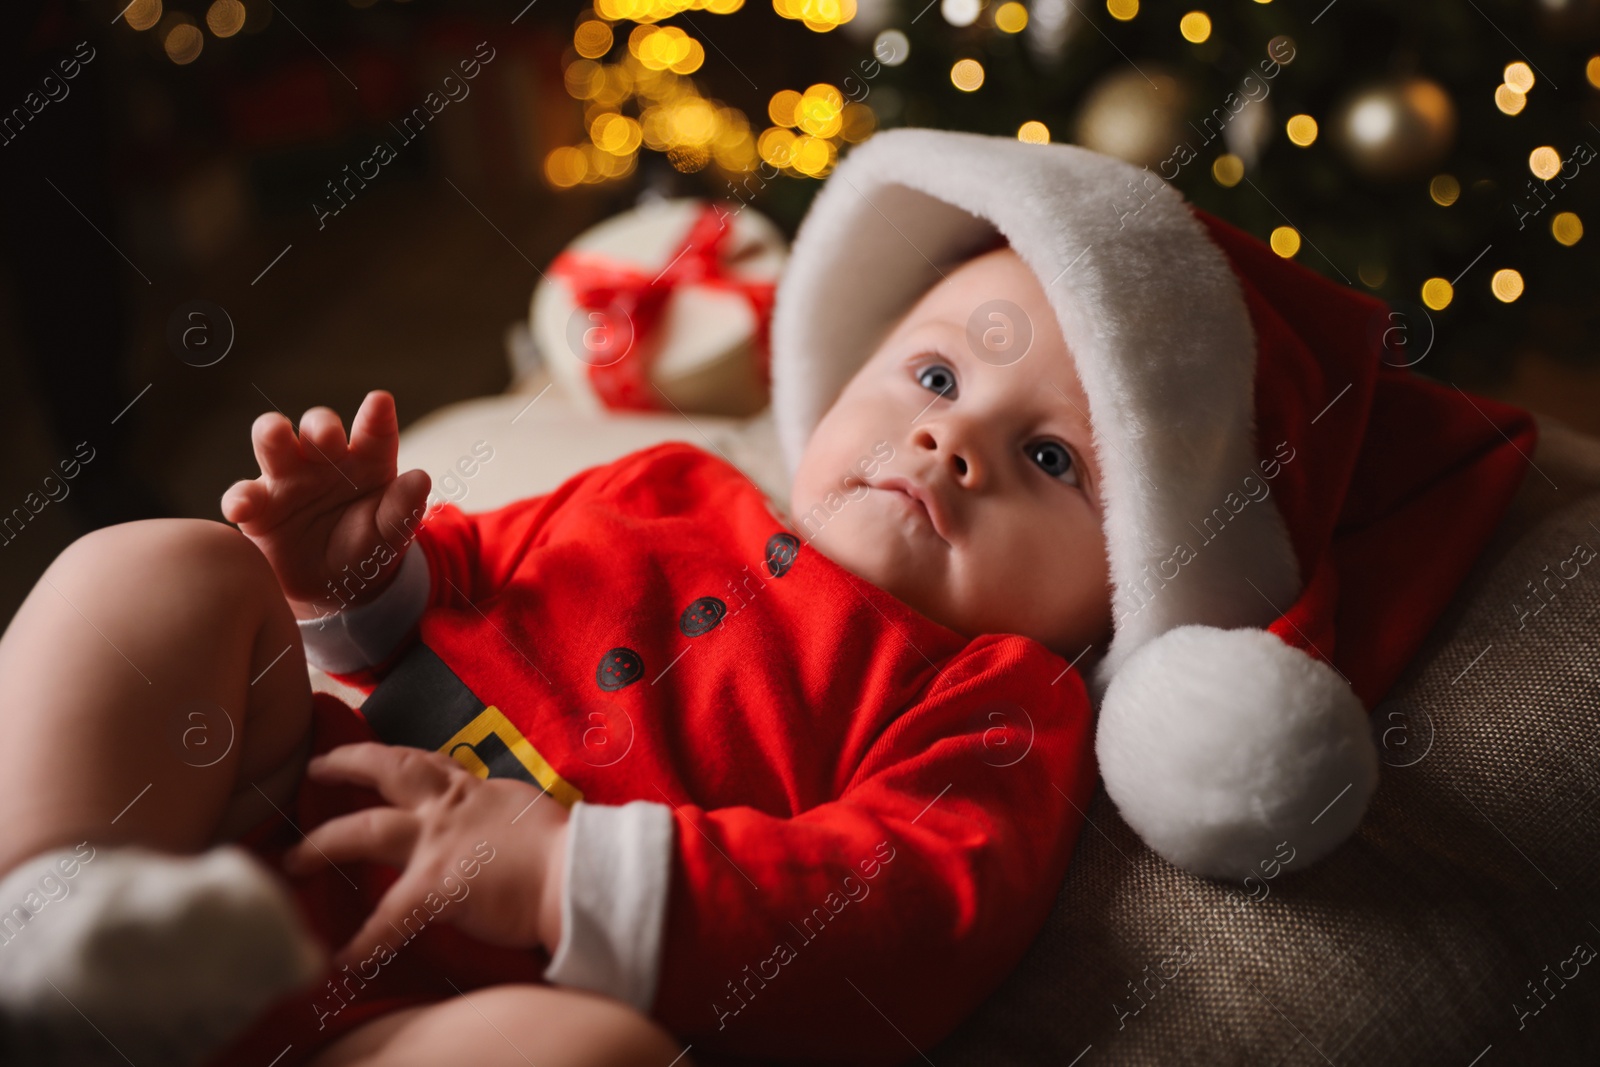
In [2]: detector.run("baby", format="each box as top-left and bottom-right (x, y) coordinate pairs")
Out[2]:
(0, 239), (1104, 1067)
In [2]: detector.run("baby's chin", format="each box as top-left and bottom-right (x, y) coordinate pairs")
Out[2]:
(801, 501), (953, 623)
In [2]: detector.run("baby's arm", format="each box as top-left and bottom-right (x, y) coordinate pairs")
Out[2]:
(635, 635), (1098, 1065)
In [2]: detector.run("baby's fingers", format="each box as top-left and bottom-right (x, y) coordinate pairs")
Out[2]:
(349, 390), (400, 466)
(373, 468), (433, 544)
(284, 805), (419, 876)
(250, 411), (301, 480)
(220, 479), (267, 525)
(297, 406), (349, 459)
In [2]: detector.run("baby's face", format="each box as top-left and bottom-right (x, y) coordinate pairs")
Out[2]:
(788, 246), (1112, 660)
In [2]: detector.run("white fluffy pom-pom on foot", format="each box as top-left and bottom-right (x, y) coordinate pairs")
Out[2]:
(0, 842), (328, 1066)
(1095, 625), (1381, 881)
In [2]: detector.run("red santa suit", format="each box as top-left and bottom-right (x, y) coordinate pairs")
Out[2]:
(213, 440), (1098, 1067)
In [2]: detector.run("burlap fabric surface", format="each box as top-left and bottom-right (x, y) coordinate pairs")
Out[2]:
(935, 415), (1600, 1067)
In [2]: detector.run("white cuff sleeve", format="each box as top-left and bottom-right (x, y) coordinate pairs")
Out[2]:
(296, 545), (430, 674)
(544, 799), (675, 1015)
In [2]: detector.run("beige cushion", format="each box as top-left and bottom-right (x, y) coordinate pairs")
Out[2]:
(933, 414), (1600, 1064)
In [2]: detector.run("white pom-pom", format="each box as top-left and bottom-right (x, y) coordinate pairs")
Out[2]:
(1095, 625), (1380, 881)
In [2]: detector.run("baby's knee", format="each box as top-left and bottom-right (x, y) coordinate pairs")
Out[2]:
(53, 519), (276, 601)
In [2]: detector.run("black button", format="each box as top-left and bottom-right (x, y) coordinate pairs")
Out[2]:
(765, 532), (800, 578)
(679, 596), (727, 637)
(596, 647), (644, 691)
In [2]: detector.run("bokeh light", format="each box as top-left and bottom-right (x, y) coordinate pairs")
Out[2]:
(995, 1), (1028, 32)
(1491, 268), (1524, 302)
(1212, 154), (1244, 187)
(1495, 84), (1527, 115)
(951, 58), (985, 92)
(1179, 11), (1211, 43)
(1286, 114), (1318, 146)
(125, 0), (162, 31)
(205, 0), (245, 37)
(1017, 120), (1050, 144)
(1529, 145), (1561, 180)
(1503, 61), (1534, 93)
(1552, 211), (1583, 246)
(163, 17), (204, 63)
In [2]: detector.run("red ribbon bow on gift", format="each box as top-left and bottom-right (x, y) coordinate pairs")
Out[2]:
(547, 201), (777, 412)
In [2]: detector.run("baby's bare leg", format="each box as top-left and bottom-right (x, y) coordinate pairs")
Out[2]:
(0, 518), (314, 878)
(305, 984), (691, 1067)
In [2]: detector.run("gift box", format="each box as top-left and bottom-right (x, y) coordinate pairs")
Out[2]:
(529, 196), (786, 417)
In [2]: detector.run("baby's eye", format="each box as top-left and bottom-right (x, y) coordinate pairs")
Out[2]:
(915, 362), (957, 400)
(1028, 439), (1081, 486)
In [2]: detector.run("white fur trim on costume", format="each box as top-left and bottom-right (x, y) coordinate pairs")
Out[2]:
(1094, 624), (1380, 880)
(768, 128), (1303, 697)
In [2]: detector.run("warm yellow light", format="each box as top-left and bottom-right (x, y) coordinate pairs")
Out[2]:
(951, 58), (985, 92)
(1495, 84), (1526, 115)
(1552, 211), (1583, 246)
(1285, 114), (1318, 147)
(667, 38), (703, 73)
(1358, 261), (1387, 288)
(125, 0), (162, 31)
(1491, 268), (1524, 302)
(796, 84), (844, 137)
(1503, 61), (1534, 94)
(1211, 154), (1244, 187)
(790, 134), (836, 176)
(758, 126), (798, 167)
(1269, 226), (1300, 258)
(591, 112), (642, 154)
(1106, 0), (1138, 20)
(1421, 278), (1453, 310)
(1179, 10), (1211, 43)
(205, 0), (245, 37)
(1429, 174), (1460, 206)
(995, 1), (1028, 32)
(1529, 145), (1561, 180)
(574, 20), (613, 58)
(545, 146), (588, 188)
(164, 20), (203, 63)
(1589, 56), (1600, 89)
(768, 89), (802, 127)
(564, 60), (604, 100)
(1017, 120), (1050, 144)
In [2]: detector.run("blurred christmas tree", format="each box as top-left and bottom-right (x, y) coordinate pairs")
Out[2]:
(545, 0), (1599, 386)
(861, 0), (1600, 385)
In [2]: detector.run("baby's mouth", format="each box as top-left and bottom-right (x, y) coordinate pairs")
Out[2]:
(868, 477), (951, 543)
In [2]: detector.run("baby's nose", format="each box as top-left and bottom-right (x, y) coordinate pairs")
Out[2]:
(912, 422), (984, 487)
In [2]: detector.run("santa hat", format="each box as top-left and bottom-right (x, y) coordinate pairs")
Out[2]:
(767, 127), (1537, 881)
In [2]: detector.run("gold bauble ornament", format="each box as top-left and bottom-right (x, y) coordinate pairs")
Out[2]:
(1073, 65), (1193, 170)
(1330, 76), (1456, 181)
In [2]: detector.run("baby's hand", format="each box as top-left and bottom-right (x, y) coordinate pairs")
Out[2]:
(280, 743), (570, 969)
(221, 390), (432, 618)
